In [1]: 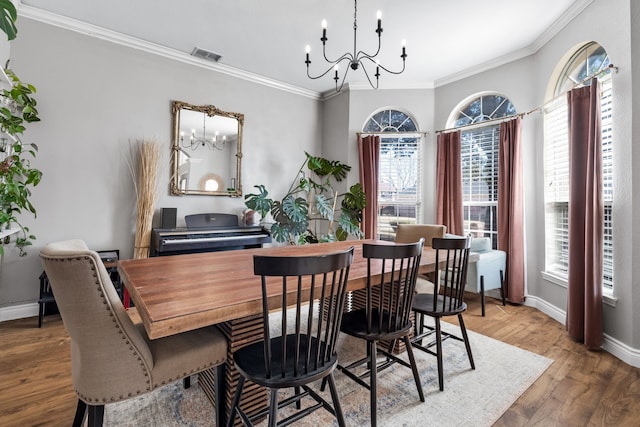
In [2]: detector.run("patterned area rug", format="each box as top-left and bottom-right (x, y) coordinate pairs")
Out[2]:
(103, 321), (552, 427)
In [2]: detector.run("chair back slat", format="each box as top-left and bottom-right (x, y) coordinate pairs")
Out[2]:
(362, 239), (424, 336)
(253, 246), (354, 380)
(432, 236), (471, 313)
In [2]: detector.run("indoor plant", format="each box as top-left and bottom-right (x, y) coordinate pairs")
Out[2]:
(244, 152), (366, 244)
(0, 2), (42, 256)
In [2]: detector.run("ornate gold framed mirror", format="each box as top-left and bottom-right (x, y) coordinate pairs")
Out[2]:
(170, 101), (243, 196)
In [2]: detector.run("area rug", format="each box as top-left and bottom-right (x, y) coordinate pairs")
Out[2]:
(102, 322), (552, 427)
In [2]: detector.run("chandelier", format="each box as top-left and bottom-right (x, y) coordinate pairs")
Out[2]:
(180, 114), (226, 151)
(305, 0), (407, 92)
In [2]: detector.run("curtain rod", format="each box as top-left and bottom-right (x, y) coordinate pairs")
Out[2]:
(357, 131), (429, 136)
(435, 63), (618, 135)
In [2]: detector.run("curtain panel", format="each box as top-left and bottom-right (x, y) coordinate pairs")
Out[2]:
(435, 131), (464, 235)
(358, 135), (380, 239)
(566, 78), (603, 349)
(498, 118), (526, 303)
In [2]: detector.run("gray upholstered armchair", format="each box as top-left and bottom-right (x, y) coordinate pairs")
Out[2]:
(40, 239), (228, 427)
(464, 236), (506, 316)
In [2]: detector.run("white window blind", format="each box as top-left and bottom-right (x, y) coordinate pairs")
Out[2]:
(377, 135), (422, 241)
(543, 73), (613, 290)
(461, 125), (500, 247)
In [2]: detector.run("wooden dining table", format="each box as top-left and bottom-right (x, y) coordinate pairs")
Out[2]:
(117, 239), (449, 424)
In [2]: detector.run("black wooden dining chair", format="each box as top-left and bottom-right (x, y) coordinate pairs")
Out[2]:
(335, 240), (425, 427)
(411, 236), (475, 391)
(227, 246), (354, 427)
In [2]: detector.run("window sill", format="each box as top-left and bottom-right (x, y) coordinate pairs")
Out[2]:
(540, 271), (617, 307)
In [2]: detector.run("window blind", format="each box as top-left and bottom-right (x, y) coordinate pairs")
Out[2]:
(543, 73), (614, 290)
(461, 125), (500, 246)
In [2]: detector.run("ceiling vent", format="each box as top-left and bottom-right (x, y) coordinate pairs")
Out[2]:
(191, 47), (222, 63)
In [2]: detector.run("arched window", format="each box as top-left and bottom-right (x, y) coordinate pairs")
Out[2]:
(363, 109), (422, 241)
(450, 94), (517, 247)
(543, 41), (614, 291)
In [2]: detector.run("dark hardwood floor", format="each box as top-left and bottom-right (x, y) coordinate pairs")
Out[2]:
(1, 293), (638, 426)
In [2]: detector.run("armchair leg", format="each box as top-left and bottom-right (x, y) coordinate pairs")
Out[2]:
(87, 404), (105, 427)
(499, 270), (506, 306)
(183, 376), (191, 389)
(72, 399), (87, 427)
(480, 276), (486, 317)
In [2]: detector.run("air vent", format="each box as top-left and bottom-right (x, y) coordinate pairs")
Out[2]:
(191, 47), (222, 63)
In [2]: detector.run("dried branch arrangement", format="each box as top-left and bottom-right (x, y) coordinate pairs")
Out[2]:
(132, 139), (160, 259)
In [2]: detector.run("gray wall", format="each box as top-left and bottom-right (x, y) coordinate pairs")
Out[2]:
(0, 18), (323, 311)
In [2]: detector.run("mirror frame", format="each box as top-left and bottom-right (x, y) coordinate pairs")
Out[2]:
(170, 100), (244, 197)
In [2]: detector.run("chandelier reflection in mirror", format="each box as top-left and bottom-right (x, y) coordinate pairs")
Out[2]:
(304, 0), (407, 92)
(180, 113), (226, 151)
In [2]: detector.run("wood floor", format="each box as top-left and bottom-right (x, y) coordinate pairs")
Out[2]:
(1, 293), (639, 427)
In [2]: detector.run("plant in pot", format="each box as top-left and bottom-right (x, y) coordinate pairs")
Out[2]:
(0, 2), (42, 256)
(244, 152), (366, 244)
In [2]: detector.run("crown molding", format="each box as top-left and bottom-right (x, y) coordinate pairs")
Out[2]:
(434, 0), (594, 88)
(16, 3), (323, 100)
(16, 0), (595, 98)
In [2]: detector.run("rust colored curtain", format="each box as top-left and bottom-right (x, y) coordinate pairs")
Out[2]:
(435, 131), (464, 235)
(566, 79), (603, 349)
(498, 118), (525, 304)
(358, 135), (380, 239)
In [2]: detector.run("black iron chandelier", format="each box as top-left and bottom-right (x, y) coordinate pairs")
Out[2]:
(305, 0), (407, 92)
(180, 114), (226, 151)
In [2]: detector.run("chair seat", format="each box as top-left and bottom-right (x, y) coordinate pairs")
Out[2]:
(412, 293), (468, 317)
(341, 308), (413, 341)
(136, 324), (227, 388)
(234, 334), (338, 388)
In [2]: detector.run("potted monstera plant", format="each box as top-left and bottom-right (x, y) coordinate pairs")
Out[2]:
(0, 0), (42, 256)
(245, 152), (366, 245)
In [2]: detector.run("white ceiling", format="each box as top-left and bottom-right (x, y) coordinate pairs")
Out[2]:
(19, 0), (584, 95)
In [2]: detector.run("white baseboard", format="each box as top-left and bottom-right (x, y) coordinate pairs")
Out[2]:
(0, 302), (39, 322)
(523, 295), (567, 324)
(601, 331), (640, 368)
(524, 295), (640, 368)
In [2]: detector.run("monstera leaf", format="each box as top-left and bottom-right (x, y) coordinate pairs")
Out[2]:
(245, 153), (365, 245)
(0, 0), (17, 41)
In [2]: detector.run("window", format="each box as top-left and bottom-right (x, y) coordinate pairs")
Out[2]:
(452, 94), (517, 248)
(543, 42), (614, 291)
(363, 109), (422, 241)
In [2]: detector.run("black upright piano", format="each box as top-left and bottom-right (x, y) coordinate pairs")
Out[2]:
(150, 213), (271, 256)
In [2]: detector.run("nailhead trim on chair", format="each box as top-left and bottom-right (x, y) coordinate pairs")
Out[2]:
(45, 255), (153, 403)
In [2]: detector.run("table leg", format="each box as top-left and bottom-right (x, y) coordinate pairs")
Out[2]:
(199, 314), (267, 426)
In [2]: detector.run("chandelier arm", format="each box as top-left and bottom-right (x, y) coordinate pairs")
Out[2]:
(307, 57), (352, 80)
(374, 59), (407, 75)
(322, 45), (353, 68)
(359, 62), (379, 89)
(336, 66), (351, 92)
(354, 32), (383, 63)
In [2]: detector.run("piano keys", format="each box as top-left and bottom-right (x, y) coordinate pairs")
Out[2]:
(150, 213), (271, 256)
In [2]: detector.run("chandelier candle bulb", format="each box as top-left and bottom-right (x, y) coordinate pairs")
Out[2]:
(376, 10), (382, 32)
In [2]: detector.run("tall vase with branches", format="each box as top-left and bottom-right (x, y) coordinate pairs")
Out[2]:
(130, 140), (160, 259)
